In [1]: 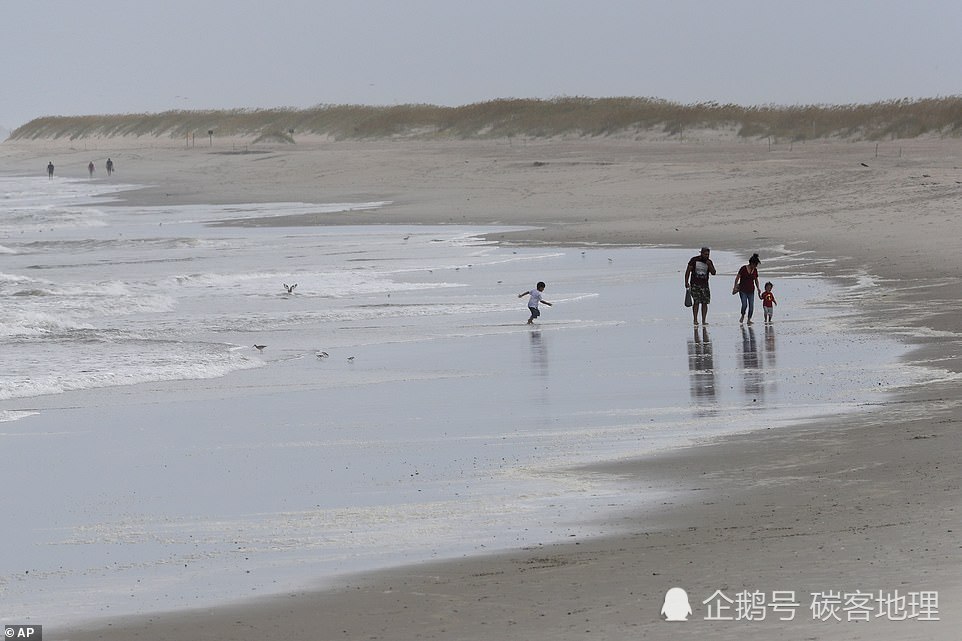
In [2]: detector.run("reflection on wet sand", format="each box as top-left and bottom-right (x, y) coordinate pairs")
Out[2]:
(529, 330), (549, 378)
(687, 325), (716, 409)
(527, 330), (551, 427)
(764, 322), (777, 368)
(738, 325), (763, 401)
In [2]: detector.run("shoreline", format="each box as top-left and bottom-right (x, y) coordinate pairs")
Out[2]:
(3, 138), (961, 639)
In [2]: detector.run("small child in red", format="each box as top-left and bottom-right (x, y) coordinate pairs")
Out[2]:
(760, 281), (777, 323)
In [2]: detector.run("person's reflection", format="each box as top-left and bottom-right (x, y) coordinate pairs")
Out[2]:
(738, 325), (763, 401)
(762, 322), (777, 396)
(764, 322), (777, 368)
(687, 325), (716, 408)
(529, 330), (549, 378)
(527, 330), (551, 426)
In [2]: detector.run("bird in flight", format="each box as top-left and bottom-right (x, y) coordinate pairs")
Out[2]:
(283, 283), (297, 293)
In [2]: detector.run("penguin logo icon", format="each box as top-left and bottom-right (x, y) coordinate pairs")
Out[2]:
(661, 587), (693, 621)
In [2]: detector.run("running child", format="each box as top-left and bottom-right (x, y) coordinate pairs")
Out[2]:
(760, 281), (777, 323)
(519, 281), (552, 324)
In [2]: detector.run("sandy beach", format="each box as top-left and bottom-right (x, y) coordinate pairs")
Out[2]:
(3, 134), (961, 640)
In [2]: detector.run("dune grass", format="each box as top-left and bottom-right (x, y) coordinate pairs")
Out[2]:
(9, 96), (962, 142)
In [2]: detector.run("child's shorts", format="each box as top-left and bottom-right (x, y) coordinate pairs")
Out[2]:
(763, 306), (774, 318)
(528, 306), (540, 318)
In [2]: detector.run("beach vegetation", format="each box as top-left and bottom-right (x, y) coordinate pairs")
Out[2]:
(252, 130), (295, 144)
(9, 96), (962, 142)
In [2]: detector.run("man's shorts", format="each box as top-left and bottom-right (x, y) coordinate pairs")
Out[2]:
(689, 283), (711, 305)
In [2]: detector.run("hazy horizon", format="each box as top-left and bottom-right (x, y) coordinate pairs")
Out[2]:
(4, 0), (962, 130)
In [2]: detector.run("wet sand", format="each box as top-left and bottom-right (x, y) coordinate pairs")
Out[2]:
(3, 135), (961, 639)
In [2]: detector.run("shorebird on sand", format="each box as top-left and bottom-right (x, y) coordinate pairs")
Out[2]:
(253, 344), (267, 352)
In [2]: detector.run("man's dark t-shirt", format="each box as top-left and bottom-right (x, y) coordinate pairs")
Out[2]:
(689, 256), (712, 287)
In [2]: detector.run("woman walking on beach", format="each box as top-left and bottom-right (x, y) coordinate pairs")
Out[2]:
(733, 253), (761, 324)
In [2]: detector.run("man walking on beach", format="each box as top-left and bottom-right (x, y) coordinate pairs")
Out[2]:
(105, 158), (114, 176)
(685, 246), (716, 325)
(47, 161), (54, 179)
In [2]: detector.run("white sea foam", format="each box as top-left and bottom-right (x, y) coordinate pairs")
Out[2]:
(0, 343), (261, 401)
(113, 200), (391, 225)
(0, 410), (40, 423)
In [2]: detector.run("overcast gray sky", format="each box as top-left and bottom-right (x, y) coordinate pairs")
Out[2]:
(3, 0), (961, 129)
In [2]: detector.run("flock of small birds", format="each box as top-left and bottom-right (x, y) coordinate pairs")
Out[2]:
(251, 344), (355, 362)
(250, 282), (361, 361)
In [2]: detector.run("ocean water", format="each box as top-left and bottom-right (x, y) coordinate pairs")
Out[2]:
(0, 177), (940, 626)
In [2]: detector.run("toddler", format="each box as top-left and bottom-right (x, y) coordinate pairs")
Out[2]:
(760, 281), (777, 323)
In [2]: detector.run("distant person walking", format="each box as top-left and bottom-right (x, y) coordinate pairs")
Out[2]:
(88, 161), (95, 178)
(47, 161), (54, 179)
(105, 158), (114, 176)
(684, 247), (716, 325)
(732, 253), (761, 324)
(519, 281), (552, 324)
